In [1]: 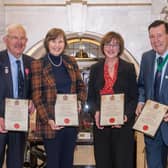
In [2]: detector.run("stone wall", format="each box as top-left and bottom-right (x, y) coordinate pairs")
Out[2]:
(0, 0), (167, 62)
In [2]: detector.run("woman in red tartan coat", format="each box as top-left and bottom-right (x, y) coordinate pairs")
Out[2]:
(31, 28), (86, 168)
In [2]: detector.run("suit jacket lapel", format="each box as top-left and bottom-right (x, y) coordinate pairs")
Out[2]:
(43, 57), (56, 87)
(2, 51), (14, 97)
(91, 59), (104, 91)
(22, 55), (30, 97)
(149, 52), (156, 99)
(99, 60), (105, 89)
(160, 62), (168, 96)
(113, 59), (124, 92)
(151, 53), (156, 84)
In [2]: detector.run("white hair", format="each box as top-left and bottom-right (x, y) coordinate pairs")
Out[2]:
(4, 24), (27, 37)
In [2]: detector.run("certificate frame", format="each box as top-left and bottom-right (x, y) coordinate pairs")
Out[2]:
(55, 94), (79, 126)
(100, 93), (124, 126)
(5, 98), (28, 131)
(133, 100), (168, 137)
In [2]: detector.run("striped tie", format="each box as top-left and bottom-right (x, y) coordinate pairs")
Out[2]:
(154, 57), (163, 101)
(16, 60), (24, 98)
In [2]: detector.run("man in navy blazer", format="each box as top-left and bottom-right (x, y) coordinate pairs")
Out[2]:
(136, 20), (168, 168)
(0, 24), (33, 168)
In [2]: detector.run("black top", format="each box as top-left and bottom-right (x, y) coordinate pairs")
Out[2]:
(48, 53), (71, 93)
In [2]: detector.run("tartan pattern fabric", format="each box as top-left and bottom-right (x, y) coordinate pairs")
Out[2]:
(31, 55), (87, 139)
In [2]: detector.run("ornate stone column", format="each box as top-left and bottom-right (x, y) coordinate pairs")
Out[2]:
(160, 0), (168, 22)
(151, 0), (167, 20)
(66, 0), (87, 33)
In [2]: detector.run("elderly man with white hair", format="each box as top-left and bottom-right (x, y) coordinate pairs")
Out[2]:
(0, 24), (33, 168)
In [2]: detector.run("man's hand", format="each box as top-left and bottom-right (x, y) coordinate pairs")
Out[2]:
(0, 117), (7, 133)
(135, 103), (144, 116)
(163, 112), (168, 122)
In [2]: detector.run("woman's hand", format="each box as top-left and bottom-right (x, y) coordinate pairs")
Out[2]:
(28, 100), (36, 114)
(95, 111), (104, 129)
(48, 120), (64, 130)
(111, 115), (127, 128)
(77, 101), (81, 113)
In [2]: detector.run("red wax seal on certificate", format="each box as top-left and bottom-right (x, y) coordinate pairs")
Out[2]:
(14, 123), (20, 129)
(109, 118), (115, 123)
(64, 118), (70, 124)
(143, 125), (148, 131)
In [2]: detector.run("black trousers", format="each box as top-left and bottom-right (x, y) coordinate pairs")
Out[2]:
(93, 125), (135, 168)
(43, 127), (77, 168)
(0, 132), (26, 168)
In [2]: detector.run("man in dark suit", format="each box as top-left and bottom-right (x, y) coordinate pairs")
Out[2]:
(0, 24), (33, 168)
(136, 20), (168, 168)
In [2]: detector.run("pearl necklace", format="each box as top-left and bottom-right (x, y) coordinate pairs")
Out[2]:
(48, 54), (62, 67)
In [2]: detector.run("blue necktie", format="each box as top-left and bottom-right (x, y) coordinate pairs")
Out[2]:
(154, 57), (163, 101)
(16, 60), (24, 98)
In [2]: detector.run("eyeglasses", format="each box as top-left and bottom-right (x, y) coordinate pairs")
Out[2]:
(104, 43), (119, 48)
(7, 35), (27, 42)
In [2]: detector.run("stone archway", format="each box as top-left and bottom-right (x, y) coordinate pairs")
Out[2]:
(26, 32), (139, 73)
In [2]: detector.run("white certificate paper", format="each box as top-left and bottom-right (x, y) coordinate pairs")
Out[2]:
(133, 100), (168, 137)
(55, 94), (79, 126)
(5, 98), (28, 131)
(100, 94), (124, 126)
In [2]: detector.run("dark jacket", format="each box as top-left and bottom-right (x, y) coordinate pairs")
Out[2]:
(138, 49), (168, 145)
(87, 58), (138, 126)
(31, 55), (86, 139)
(0, 49), (33, 117)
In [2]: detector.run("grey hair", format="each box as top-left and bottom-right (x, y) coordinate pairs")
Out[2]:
(4, 24), (27, 37)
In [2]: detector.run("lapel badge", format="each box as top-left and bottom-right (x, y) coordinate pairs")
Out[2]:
(165, 75), (168, 79)
(4, 66), (9, 74)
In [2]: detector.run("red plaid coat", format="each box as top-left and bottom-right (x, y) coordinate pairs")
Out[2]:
(31, 55), (86, 139)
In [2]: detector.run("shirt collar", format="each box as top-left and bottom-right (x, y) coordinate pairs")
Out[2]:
(156, 50), (168, 60)
(8, 50), (23, 64)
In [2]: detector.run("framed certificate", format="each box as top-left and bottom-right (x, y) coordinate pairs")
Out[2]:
(5, 98), (28, 131)
(100, 93), (124, 126)
(133, 100), (168, 137)
(55, 94), (79, 126)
